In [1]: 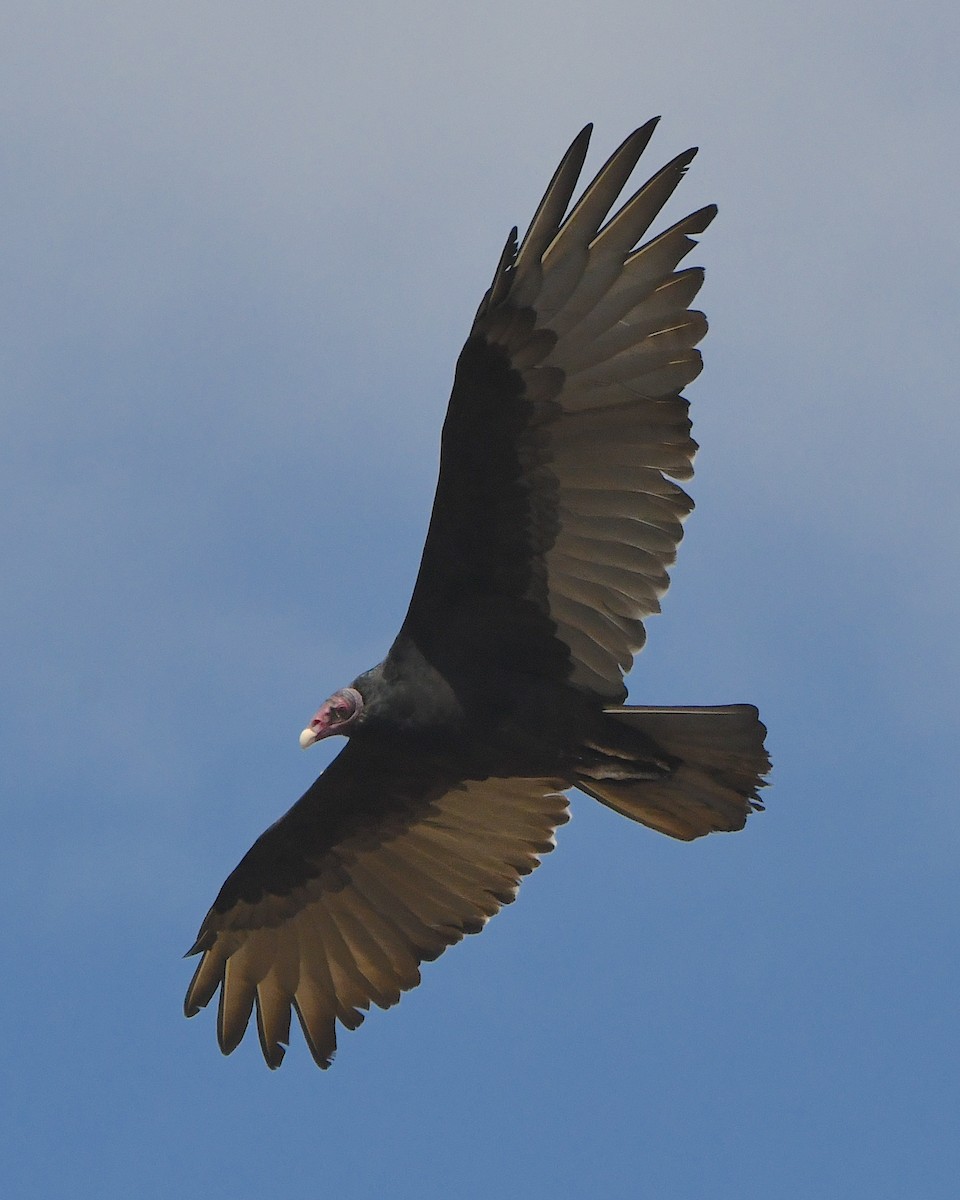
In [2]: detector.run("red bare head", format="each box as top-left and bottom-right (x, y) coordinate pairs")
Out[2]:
(299, 687), (364, 748)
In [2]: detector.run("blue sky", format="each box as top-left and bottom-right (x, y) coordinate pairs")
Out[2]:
(3, 2), (958, 1197)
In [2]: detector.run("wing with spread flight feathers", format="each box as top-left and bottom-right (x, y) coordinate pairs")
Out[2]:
(185, 739), (568, 1068)
(402, 120), (714, 701)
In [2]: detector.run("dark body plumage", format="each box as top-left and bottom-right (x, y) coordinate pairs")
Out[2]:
(185, 121), (771, 1069)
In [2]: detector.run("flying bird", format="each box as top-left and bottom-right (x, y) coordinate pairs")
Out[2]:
(185, 120), (770, 1069)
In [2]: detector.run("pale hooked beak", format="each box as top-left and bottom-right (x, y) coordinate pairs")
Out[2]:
(299, 687), (363, 749)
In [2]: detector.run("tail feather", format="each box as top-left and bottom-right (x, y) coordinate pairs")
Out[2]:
(577, 704), (770, 842)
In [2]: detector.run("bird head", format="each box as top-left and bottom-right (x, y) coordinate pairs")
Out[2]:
(299, 686), (364, 747)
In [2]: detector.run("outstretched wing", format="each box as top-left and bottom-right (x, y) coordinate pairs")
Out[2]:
(185, 739), (568, 1068)
(401, 121), (714, 702)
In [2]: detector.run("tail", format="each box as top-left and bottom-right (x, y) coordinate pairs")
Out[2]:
(577, 705), (770, 842)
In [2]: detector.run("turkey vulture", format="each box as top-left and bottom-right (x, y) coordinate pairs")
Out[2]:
(185, 120), (770, 1069)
